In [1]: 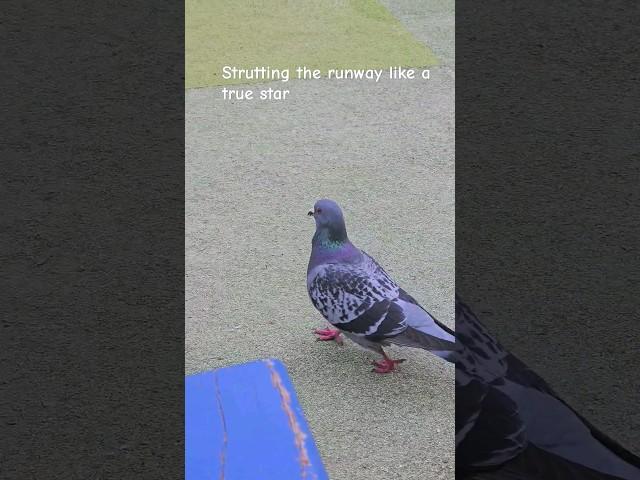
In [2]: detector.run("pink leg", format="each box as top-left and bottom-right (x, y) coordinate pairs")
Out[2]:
(313, 326), (343, 344)
(372, 351), (406, 374)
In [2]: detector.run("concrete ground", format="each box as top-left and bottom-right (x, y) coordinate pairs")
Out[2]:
(186, 1), (455, 478)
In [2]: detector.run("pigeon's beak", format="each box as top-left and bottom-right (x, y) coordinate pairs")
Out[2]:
(307, 210), (314, 217)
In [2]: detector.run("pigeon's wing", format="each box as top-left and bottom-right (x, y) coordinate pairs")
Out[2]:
(455, 297), (528, 469)
(386, 288), (457, 355)
(456, 373), (528, 472)
(398, 287), (457, 337)
(308, 253), (458, 354)
(361, 253), (457, 351)
(455, 297), (510, 381)
(307, 256), (407, 341)
(456, 296), (640, 479)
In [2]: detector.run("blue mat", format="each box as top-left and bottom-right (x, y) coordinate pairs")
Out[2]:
(186, 359), (329, 480)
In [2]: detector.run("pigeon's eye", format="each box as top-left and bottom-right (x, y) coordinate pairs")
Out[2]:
(316, 208), (322, 214)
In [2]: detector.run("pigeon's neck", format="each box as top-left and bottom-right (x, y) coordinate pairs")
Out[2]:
(311, 222), (351, 250)
(309, 227), (360, 270)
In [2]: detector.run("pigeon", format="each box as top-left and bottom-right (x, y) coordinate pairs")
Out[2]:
(455, 295), (640, 479)
(306, 199), (456, 373)
(305, 199), (640, 477)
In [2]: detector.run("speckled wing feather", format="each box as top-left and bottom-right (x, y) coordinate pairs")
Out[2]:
(455, 297), (526, 470)
(307, 252), (406, 340)
(308, 252), (458, 356)
(455, 297), (509, 382)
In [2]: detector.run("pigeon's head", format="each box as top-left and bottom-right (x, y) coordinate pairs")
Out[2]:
(308, 199), (344, 227)
(308, 199), (348, 244)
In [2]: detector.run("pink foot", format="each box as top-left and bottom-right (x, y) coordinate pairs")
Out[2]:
(372, 357), (406, 374)
(313, 327), (343, 344)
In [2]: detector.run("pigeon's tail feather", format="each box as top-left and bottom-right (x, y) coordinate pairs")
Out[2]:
(462, 443), (635, 480)
(504, 350), (640, 474)
(390, 326), (458, 363)
(390, 297), (457, 361)
(587, 423), (640, 473)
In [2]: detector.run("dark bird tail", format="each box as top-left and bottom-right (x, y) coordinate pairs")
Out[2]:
(461, 443), (637, 480)
(390, 326), (458, 363)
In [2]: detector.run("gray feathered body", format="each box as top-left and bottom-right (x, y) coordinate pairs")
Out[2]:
(307, 249), (456, 358)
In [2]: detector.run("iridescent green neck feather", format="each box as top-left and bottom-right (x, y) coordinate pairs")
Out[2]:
(312, 224), (348, 250)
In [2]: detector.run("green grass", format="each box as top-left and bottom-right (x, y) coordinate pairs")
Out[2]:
(186, 0), (438, 88)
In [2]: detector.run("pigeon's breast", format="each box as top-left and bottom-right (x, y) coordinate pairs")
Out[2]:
(307, 261), (398, 325)
(307, 266), (369, 324)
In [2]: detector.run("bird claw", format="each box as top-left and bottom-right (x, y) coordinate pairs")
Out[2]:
(371, 358), (406, 374)
(313, 328), (343, 344)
